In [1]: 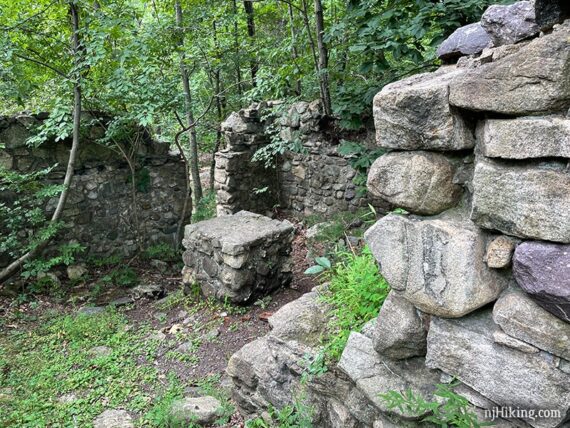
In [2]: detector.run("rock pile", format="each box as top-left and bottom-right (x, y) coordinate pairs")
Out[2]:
(182, 211), (294, 303)
(227, 2), (570, 427)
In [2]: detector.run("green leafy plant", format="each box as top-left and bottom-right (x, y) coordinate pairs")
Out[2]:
(337, 140), (385, 196)
(252, 106), (308, 169)
(144, 243), (180, 262)
(381, 383), (492, 427)
(21, 242), (85, 279)
(304, 257), (332, 275)
(321, 245), (390, 361)
(99, 265), (139, 288)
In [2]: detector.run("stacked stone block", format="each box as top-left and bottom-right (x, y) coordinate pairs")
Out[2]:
(358, 17), (570, 428)
(215, 100), (384, 218)
(182, 211), (294, 303)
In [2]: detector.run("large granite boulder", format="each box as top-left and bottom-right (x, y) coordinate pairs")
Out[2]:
(426, 310), (570, 428)
(449, 22), (570, 115)
(436, 23), (492, 61)
(338, 332), (441, 420)
(512, 241), (570, 322)
(365, 213), (509, 318)
(373, 67), (475, 151)
(226, 289), (393, 427)
(493, 288), (570, 359)
(372, 292), (428, 359)
(366, 151), (462, 215)
(477, 116), (570, 159)
(182, 211), (294, 303)
(481, 1), (539, 46)
(535, 0), (570, 30)
(471, 158), (570, 243)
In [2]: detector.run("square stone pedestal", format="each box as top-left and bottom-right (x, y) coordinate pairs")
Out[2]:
(182, 211), (294, 303)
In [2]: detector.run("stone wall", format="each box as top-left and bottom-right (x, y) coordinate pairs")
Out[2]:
(215, 101), (384, 217)
(227, 2), (570, 427)
(0, 114), (189, 264)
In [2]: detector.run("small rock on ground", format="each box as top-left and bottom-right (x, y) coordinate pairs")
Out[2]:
(169, 396), (223, 425)
(93, 409), (133, 428)
(78, 306), (105, 316)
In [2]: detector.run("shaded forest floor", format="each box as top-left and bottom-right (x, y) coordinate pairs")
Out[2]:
(0, 225), (316, 427)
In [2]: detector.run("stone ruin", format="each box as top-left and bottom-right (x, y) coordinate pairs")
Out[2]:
(215, 100), (388, 218)
(0, 113), (188, 265)
(181, 211), (294, 304)
(226, 2), (570, 427)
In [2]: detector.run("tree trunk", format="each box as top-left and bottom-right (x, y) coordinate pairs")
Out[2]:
(243, 0), (258, 87)
(232, 0), (243, 96)
(288, 3), (302, 96)
(314, 0), (332, 116)
(211, 20), (225, 192)
(175, 1), (203, 211)
(0, 1), (83, 283)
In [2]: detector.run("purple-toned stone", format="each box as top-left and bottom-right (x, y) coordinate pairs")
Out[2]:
(513, 241), (570, 323)
(436, 23), (492, 61)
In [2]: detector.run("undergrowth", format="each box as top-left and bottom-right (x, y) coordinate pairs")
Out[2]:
(320, 245), (390, 361)
(381, 383), (491, 427)
(0, 308), (164, 427)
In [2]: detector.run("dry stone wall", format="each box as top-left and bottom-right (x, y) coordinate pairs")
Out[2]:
(215, 101), (385, 218)
(227, 2), (570, 427)
(0, 114), (188, 263)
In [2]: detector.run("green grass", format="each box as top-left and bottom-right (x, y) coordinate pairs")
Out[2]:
(0, 308), (166, 427)
(320, 245), (390, 361)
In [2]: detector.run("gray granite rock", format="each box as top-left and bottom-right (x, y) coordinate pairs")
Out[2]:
(372, 292), (427, 359)
(373, 67), (475, 151)
(513, 241), (570, 322)
(485, 235), (518, 268)
(481, 1), (539, 46)
(437, 23), (492, 61)
(367, 151), (461, 215)
(338, 332), (441, 419)
(93, 410), (133, 428)
(477, 117), (570, 159)
(493, 287), (570, 358)
(170, 396), (223, 425)
(365, 213), (509, 317)
(426, 310), (570, 428)
(471, 158), (570, 243)
(449, 22), (570, 114)
(269, 289), (331, 345)
(492, 329), (540, 354)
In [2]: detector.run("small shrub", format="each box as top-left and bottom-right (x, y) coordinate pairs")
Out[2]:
(99, 265), (139, 288)
(321, 245), (390, 361)
(144, 243), (179, 262)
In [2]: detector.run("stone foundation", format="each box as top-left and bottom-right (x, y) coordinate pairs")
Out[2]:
(181, 211), (294, 303)
(0, 114), (189, 264)
(215, 101), (387, 217)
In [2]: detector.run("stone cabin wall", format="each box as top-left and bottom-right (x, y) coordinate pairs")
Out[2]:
(226, 3), (570, 427)
(0, 114), (189, 266)
(215, 100), (387, 218)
